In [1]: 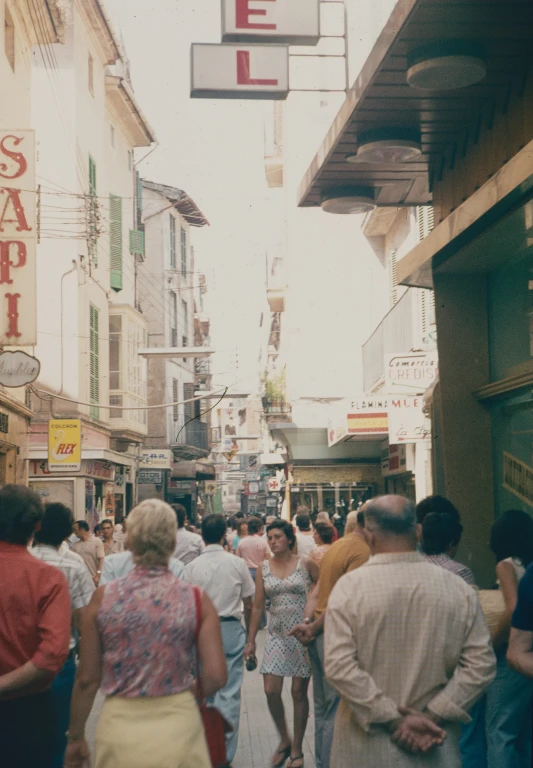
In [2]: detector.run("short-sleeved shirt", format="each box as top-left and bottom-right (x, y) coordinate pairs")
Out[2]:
(174, 528), (205, 565)
(296, 532), (317, 558)
(72, 537), (105, 578)
(103, 539), (124, 557)
(512, 562), (533, 631)
(424, 553), (476, 586)
(32, 544), (95, 649)
(237, 535), (270, 569)
(185, 544), (255, 619)
(314, 533), (370, 618)
(100, 551), (185, 585)
(0, 541), (71, 696)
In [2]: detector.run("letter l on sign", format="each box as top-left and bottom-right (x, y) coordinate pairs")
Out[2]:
(237, 50), (278, 86)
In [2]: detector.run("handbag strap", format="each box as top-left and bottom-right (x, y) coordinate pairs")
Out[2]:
(193, 586), (205, 702)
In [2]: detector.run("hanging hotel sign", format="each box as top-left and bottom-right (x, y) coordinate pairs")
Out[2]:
(191, 44), (289, 100)
(0, 131), (36, 345)
(384, 352), (438, 393)
(348, 398), (389, 437)
(221, 0), (320, 45)
(387, 397), (431, 444)
(48, 419), (82, 473)
(0, 349), (40, 387)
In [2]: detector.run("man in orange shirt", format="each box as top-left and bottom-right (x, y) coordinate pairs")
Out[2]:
(0, 485), (71, 768)
(291, 509), (370, 768)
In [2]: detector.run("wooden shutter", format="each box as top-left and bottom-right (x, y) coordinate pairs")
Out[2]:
(88, 156), (98, 264)
(416, 205), (435, 242)
(181, 227), (187, 276)
(170, 215), (176, 267)
(90, 304), (100, 419)
(110, 194), (123, 291)
(183, 382), (195, 420)
(89, 155), (96, 194)
(388, 249), (398, 306)
(172, 378), (179, 421)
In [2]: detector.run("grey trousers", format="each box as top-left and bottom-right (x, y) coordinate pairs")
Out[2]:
(309, 633), (340, 768)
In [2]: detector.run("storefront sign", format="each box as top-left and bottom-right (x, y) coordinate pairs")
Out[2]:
(138, 469), (164, 485)
(503, 452), (533, 508)
(381, 441), (415, 477)
(85, 460), (115, 481)
(385, 352), (438, 393)
(30, 459), (116, 479)
(348, 398), (389, 436)
(0, 350), (40, 387)
(168, 480), (195, 493)
(268, 477), (281, 492)
(205, 481), (217, 495)
(387, 398), (431, 444)
(266, 496), (278, 507)
(140, 449), (172, 470)
(191, 44), (289, 100)
(221, 0), (320, 44)
(0, 131), (36, 345)
(48, 419), (82, 473)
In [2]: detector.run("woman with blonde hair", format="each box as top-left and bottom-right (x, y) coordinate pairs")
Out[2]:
(64, 499), (227, 768)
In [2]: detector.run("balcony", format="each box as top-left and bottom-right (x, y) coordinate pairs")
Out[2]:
(267, 257), (286, 313)
(172, 418), (210, 460)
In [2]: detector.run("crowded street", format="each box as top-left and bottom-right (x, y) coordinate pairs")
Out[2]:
(2, 0), (533, 766)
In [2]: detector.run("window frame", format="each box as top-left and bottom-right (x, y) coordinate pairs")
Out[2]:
(88, 52), (94, 95)
(170, 215), (176, 268)
(89, 304), (100, 420)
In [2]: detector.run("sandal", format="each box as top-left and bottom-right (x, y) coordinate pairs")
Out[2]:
(271, 745), (291, 767)
(288, 756), (304, 768)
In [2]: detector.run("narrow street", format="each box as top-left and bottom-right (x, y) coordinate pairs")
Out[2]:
(87, 630), (316, 768)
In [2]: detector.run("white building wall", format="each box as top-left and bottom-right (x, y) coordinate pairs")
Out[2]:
(0, 0), (33, 129)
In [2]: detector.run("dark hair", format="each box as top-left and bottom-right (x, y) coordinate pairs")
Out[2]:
(0, 485), (44, 545)
(356, 511), (365, 528)
(247, 517), (262, 535)
(314, 522), (335, 545)
(201, 514), (226, 545)
(416, 495), (460, 524)
(421, 512), (463, 556)
(267, 519), (296, 550)
(490, 510), (533, 567)
(172, 504), (187, 529)
(34, 503), (74, 547)
(94, 524), (102, 535)
(296, 505), (309, 516)
(295, 513), (311, 532)
(77, 520), (89, 532)
(235, 511), (245, 520)
(101, 518), (114, 528)
(236, 519), (248, 535)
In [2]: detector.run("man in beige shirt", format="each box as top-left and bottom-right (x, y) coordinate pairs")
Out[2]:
(325, 496), (496, 767)
(101, 518), (124, 557)
(72, 521), (104, 586)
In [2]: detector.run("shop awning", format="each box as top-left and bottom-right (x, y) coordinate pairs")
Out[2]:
(171, 461), (216, 480)
(298, 0), (531, 210)
(28, 448), (136, 468)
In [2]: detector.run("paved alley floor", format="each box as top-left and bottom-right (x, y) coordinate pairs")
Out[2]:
(87, 629), (316, 768)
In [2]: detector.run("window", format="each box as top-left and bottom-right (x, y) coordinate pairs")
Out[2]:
(88, 53), (94, 95)
(416, 205), (435, 242)
(172, 378), (179, 421)
(181, 227), (187, 276)
(128, 150), (133, 171)
(89, 304), (100, 419)
(4, 7), (15, 71)
(388, 249), (398, 307)
(169, 215), (176, 268)
(110, 124), (115, 148)
(181, 300), (188, 347)
(109, 194), (123, 291)
(170, 291), (178, 347)
(183, 382), (195, 421)
(109, 315), (122, 391)
(88, 155), (98, 264)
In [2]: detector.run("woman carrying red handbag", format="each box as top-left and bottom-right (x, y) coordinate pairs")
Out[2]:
(64, 500), (227, 768)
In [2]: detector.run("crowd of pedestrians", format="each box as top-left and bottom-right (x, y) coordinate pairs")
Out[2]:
(2, 484), (533, 768)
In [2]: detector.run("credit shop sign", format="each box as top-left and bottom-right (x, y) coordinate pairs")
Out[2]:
(191, 0), (319, 100)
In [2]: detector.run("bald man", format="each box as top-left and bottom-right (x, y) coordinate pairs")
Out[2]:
(325, 495), (496, 768)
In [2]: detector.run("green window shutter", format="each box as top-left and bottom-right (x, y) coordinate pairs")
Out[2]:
(110, 194), (123, 291)
(170, 215), (176, 267)
(181, 227), (187, 276)
(88, 155), (98, 265)
(129, 229), (145, 256)
(90, 304), (100, 420)
(89, 155), (96, 194)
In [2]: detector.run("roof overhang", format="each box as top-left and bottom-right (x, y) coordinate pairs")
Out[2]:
(399, 138), (533, 287)
(143, 181), (209, 227)
(298, 0), (531, 210)
(14, 0), (64, 44)
(105, 76), (157, 148)
(78, 0), (124, 65)
(138, 347), (214, 359)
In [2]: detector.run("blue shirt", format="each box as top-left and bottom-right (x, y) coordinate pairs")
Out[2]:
(512, 562), (533, 632)
(100, 551), (185, 585)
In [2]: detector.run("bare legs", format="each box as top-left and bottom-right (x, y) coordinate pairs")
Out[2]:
(263, 674), (310, 765)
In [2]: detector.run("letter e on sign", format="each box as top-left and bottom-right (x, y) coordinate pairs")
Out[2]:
(222, 0), (320, 45)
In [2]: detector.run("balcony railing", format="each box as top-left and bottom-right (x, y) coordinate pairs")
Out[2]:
(262, 397), (291, 416)
(174, 418), (209, 454)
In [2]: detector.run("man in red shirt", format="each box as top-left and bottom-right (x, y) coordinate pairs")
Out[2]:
(0, 485), (71, 768)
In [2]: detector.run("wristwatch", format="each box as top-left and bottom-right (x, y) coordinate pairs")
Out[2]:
(96, 570), (102, 574)
(303, 617), (313, 625)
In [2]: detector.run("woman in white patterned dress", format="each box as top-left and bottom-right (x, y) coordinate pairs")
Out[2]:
(245, 520), (318, 768)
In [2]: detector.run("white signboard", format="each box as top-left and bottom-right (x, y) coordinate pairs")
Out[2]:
(140, 449), (173, 470)
(385, 352), (438, 393)
(0, 350), (40, 387)
(0, 131), (36, 345)
(222, 0), (320, 45)
(268, 476), (281, 492)
(191, 44), (289, 100)
(387, 397), (431, 444)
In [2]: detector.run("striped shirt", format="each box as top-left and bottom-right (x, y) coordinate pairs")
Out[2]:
(425, 553), (476, 586)
(32, 544), (95, 649)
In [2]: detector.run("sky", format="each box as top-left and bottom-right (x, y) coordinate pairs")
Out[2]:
(105, 0), (274, 395)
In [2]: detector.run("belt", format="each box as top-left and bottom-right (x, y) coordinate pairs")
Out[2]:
(220, 616), (240, 622)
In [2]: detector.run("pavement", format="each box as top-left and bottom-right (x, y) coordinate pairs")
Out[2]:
(87, 629), (316, 768)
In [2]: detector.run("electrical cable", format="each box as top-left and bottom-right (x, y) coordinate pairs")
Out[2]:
(175, 388), (229, 443)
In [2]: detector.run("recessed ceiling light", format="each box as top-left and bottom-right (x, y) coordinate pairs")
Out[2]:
(407, 42), (486, 92)
(321, 188), (376, 215)
(346, 129), (422, 164)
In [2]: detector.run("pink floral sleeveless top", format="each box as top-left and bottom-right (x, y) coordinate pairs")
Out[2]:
(98, 566), (198, 697)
